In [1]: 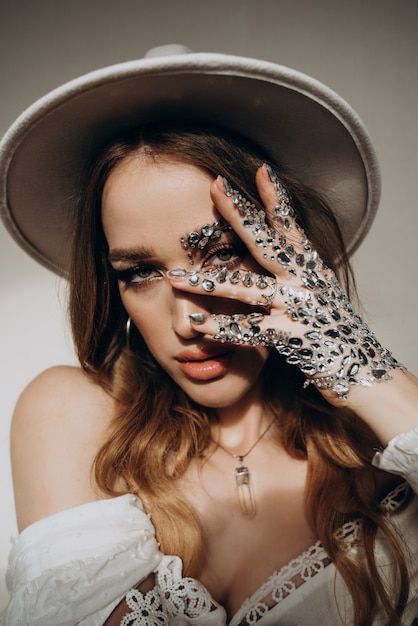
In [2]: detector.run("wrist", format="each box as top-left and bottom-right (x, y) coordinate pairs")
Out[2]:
(337, 369), (418, 446)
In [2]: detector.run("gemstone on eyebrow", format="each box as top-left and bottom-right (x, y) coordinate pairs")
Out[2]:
(179, 219), (232, 265)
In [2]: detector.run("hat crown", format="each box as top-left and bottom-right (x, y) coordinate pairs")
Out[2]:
(144, 44), (192, 59)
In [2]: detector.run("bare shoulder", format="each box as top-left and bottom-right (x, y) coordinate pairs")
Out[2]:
(11, 365), (116, 531)
(13, 365), (114, 425)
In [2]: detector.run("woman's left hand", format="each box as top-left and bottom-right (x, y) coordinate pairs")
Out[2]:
(168, 164), (404, 407)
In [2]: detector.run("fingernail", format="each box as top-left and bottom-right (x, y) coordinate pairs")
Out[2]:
(167, 268), (187, 278)
(222, 177), (233, 196)
(189, 313), (207, 325)
(265, 163), (277, 183)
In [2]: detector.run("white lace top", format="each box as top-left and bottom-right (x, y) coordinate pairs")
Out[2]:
(1, 427), (418, 626)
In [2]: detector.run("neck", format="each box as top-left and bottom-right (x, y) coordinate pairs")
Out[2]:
(213, 384), (274, 454)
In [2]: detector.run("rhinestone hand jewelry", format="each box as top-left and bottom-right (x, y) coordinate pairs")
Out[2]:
(212, 314), (289, 347)
(185, 268), (277, 310)
(214, 419), (275, 519)
(180, 218), (232, 265)
(219, 171), (405, 399)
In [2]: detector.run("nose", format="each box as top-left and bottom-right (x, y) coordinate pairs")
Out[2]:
(170, 289), (208, 339)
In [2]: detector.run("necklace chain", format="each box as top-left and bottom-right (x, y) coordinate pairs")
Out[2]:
(214, 418), (275, 460)
(213, 419), (275, 520)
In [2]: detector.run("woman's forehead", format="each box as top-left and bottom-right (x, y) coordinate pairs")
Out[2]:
(101, 158), (220, 251)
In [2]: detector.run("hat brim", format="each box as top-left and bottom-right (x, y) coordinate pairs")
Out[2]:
(0, 51), (380, 276)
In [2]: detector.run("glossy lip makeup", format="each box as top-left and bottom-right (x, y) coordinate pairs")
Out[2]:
(175, 347), (231, 381)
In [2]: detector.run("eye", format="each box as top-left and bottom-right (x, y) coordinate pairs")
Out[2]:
(115, 265), (162, 288)
(204, 245), (243, 269)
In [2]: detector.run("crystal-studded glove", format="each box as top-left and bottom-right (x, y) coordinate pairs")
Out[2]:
(169, 165), (404, 400)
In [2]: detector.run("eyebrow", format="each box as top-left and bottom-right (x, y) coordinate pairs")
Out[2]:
(108, 228), (238, 265)
(108, 246), (156, 265)
(183, 225), (237, 249)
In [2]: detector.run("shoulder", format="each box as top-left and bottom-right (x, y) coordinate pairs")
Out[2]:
(13, 364), (113, 421)
(11, 365), (116, 531)
(11, 365), (113, 441)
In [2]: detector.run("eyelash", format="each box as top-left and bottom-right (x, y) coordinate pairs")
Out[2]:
(115, 244), (244, 290)
(203, 244), (243, 270)
(115, 265), (162, 289)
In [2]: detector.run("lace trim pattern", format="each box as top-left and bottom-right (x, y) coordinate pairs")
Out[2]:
(119, 560), (219, 625)
(234, 542), (332, 626)
(120, 588), (165, 625)
(334, 518), (363, 551)
(380, 480), (410, 512)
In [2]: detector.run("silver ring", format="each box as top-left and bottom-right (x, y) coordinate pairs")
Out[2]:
(255, 277), (277, 309)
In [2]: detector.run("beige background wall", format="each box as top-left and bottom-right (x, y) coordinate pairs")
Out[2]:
(0, 0), (417, 610)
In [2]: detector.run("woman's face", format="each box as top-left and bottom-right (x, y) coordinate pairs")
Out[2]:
(101, 155), (269, 408)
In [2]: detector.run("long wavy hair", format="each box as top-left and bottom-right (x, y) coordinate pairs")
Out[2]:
(69, 122), (411, 625)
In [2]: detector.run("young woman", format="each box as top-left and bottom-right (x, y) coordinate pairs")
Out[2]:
(0, 47), (417, 626)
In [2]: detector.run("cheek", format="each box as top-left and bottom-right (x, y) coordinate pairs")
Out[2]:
(120, 289), (167, 338)
(229, 345), (270, 378)
(248, 346), (270, 371)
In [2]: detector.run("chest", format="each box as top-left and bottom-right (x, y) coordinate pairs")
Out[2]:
(177, 445), (315, 618)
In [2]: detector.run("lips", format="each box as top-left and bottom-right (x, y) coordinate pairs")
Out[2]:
(175, 347), (231, 381)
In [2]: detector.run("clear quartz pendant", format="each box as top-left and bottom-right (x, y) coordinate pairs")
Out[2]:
(235, 456), (256, 519)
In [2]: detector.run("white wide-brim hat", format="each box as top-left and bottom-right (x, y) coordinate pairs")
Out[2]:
(0, 44), (380, 277)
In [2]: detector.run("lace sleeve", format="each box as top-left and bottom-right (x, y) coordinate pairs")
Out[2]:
(103, 556), (226, 626)
(372, 426), (418, 493)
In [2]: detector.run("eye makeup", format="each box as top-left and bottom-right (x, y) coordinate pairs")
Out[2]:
(179, 218), (232, 265)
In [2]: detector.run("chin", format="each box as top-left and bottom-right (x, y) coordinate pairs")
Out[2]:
(178, 376), (262, 410)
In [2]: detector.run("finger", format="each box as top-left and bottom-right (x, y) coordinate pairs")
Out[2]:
(256, 164), (312, 258)
(188, 311), (291, 348)
(167, 268), (279, 310)
(256, 165), (328, 286)
(255, 165), (296, 227)
(212, 174), (314, 283)
(210, 177), (292, 279)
